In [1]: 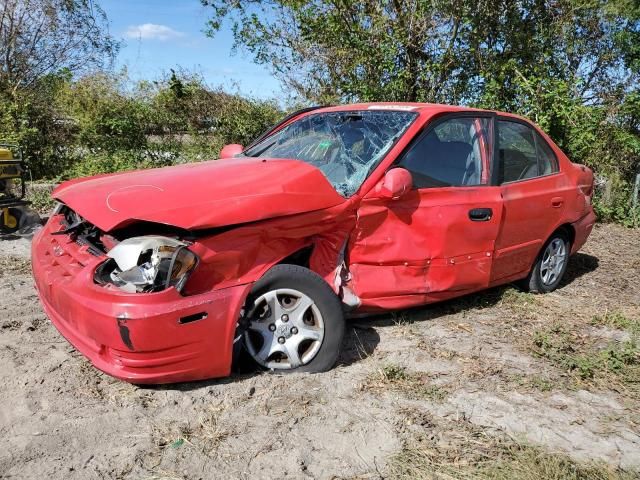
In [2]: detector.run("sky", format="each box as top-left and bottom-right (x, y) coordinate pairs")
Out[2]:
(100, 0), (283, 99)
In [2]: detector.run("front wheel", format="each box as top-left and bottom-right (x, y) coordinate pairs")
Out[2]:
(520, 231), (570, 293)
(241, 264), (345, 373)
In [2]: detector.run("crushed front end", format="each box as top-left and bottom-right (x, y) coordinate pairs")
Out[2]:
(31, 206), (250, 383)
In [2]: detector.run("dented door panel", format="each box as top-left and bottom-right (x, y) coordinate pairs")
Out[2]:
(347, 186), (503, 309)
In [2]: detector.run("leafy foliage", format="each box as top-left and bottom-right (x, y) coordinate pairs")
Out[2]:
(0, 69), (281, 179)
(204, 0), (640, 224)
(0, 0), (118, 91)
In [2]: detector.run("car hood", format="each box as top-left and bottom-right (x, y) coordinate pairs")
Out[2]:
(53, 157), (346, 232)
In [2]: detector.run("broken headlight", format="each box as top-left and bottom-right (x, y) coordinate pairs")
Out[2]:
(95, 236), (198, 294)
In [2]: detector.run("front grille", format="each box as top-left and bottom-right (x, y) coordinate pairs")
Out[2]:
(41, 232), (90, 280)
(34, 231), (96, 293)
(58, 205), (107, 256)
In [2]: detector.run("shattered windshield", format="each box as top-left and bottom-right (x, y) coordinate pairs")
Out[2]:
(243, 110), (417, 196)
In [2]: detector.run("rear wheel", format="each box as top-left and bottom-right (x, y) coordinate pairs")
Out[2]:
(520, 231), (570, 293)
(240, 264), (344, 373)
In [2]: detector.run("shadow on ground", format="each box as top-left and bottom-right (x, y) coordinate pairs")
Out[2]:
(143, 252), (599, 392)
(559, 252), (599, 288)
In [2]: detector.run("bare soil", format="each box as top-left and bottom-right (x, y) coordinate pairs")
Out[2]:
(0, 223), (638, 479)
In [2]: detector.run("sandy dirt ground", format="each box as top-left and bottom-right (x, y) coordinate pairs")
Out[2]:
(0, 223), (638, 479)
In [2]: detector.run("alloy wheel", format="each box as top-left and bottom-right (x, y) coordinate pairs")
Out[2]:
(244, 288), (325, 369)
(540, 238), (567, 286)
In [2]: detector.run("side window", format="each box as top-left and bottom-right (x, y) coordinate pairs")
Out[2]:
(497, 121), (538, 183)
(399, 117), (491, 188)
(497, 121), (559, 183)
(535, 132), (559, 175)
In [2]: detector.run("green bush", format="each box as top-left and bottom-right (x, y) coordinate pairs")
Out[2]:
(0, 70), (282, 181)
(592, 175), (640, 227)
(2, 67), (639, 227)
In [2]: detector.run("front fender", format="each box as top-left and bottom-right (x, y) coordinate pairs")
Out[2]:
(182, 202), (358, 296)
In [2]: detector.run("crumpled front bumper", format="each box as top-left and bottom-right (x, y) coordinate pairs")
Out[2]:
(31, 218), (251, 384)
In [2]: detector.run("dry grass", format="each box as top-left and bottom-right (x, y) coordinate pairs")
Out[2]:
(499, 288), (541, 315)
(591, 310), (640, 335)
(361, 364), (448, 401)
(531, 320), (640, 395)
(389, 414), (636, 480)
(508, 373), (555, 392)
(143, 470), (185, 480)
(388, 441), (636, 480)
(0, 254), (31, 275)
(151, 402), (231, 454)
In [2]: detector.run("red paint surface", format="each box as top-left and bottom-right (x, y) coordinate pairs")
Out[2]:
(32, 103), (596, 383)
(31, 218), (252, 383)
(52, 157), (346, 231)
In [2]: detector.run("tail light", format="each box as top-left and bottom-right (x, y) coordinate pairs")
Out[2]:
(577, 165), (594, 198)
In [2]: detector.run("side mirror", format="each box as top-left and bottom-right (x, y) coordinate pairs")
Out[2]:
(375, 168), (413, 200)
(219, 144), (244, 159)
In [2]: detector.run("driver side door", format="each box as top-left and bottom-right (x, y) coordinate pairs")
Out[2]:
(347, 114), (504, 311)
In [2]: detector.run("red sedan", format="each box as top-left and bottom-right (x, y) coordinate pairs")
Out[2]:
(31, 103), (596, 383)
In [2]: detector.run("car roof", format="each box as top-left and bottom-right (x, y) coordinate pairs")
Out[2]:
(314, 102), (529, 122)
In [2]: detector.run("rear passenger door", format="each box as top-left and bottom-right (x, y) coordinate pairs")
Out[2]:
(490, 118), (568, 283)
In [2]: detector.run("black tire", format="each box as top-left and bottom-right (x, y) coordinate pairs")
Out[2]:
(238, 264), (345, 374)
(0, 207), (22, 234)
(518, 230), (571, 293)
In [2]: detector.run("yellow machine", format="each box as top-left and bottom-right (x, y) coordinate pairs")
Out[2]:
(0, 144), (30, 234)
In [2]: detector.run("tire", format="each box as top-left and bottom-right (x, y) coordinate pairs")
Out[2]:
(0, 207), (22, 234)
(519, 231), (570, 293)
(239, 264), (344, 373)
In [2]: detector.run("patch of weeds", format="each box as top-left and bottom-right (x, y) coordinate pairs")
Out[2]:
(362, 364), (448, 401)
(591, 311), (640, 335)
(153, 423), (191, 450)
(500, 288), (541, 316)
(397, 406), (435, 429)
(390, 311), (420, 339)
(532, 323), (640, 392)
(417, 341), (457, 360)
(387, 410), (639, 479)
(152, 403), (230, 454)
(26, 184), (57, 214)
(510, 374), (555, 392)
(532, 324), (594, 378)
(388, 436), (636, 480)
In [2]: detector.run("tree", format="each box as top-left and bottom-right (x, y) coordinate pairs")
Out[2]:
(0, 0), (119, 93)
(204, 0), (640, 224)
(202, 1), (639, 106)
(0, 0), (118, 177)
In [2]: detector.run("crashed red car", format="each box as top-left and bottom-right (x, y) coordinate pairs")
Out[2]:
(31, 103), (596, 383)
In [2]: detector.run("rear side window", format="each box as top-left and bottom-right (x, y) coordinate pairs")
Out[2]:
(535, 132), (559, 175)
(497, 120), (559, 184)
(399, 117), (492, 188)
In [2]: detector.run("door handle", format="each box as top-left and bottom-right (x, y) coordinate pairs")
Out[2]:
(469, 208), (493, 222)
(551, 197), (564, 208)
